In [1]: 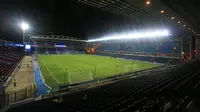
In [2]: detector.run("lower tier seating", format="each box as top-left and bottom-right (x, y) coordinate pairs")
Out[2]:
(96, 53), (180, 64)
(0, 47), (24, 85)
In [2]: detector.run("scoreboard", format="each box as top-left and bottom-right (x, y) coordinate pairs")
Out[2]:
(25, 44), (31, 50)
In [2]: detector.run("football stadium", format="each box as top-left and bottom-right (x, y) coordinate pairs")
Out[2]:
(1, 0), (200, 112)
(32, 35), (180, 90)
(37, 54), (160, 88)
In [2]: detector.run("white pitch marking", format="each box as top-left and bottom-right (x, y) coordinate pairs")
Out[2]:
(41, 60), (59, 83)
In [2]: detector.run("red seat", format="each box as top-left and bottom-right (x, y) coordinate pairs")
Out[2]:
(0, 47), (23, 83)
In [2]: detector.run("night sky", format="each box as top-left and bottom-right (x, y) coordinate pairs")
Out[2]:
(0, 0), (137, 43)
(1, 0), (199, 43)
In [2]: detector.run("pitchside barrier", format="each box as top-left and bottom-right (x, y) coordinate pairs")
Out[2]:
(0, 85), (34, 111)
(0, 84), (36, 112)
(5, 84), (36, 104)
(0, 85), (4, 94)
(0, 94), (9, 111)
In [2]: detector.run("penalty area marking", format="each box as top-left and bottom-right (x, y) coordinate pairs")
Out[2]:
(41, 60), (60, 83)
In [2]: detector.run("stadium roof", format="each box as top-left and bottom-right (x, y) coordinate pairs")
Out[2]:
(30, 35), (87, 42)
(162, 0), (200, 34)
(76, 0), (199, 37)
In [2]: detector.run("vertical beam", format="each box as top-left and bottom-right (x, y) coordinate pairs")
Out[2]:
(181, 38), (189, 59)
(190, 36), (196, 59)
(181, 39), (184, 59)
(181, 39), (183, 54)
(23, 29), (25, 45)
(196, 36), (200, 59)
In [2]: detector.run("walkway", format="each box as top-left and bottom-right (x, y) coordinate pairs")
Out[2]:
(6, 56), (34, 92)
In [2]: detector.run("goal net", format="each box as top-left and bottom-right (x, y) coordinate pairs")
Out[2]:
(68, 70), (94, 84)
(116, 64), (136, 74)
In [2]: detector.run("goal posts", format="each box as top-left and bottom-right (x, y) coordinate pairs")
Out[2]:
(67, 70), (94, 84)
(116, 64), (137, 74)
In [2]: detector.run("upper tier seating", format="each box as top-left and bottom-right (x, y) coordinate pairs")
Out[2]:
(7, 60), (200, 112)
(0, 47), (23, 85)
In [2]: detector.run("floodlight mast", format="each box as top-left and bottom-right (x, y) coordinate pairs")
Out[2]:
(21, 22), (29, 45)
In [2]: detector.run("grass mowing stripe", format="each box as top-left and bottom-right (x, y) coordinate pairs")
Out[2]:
(41, 60), (60, 83)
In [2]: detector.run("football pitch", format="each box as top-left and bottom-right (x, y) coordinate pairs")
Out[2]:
(36, 54), (160, 88)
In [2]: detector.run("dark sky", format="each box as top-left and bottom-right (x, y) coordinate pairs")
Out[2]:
(0, 0), (134, 43)
(1, 0), (197, 43)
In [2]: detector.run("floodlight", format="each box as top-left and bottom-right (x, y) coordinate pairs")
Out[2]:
(21, 23), (29, 30)
(146, 1), (150, 5)
(87, 30), (170, 42)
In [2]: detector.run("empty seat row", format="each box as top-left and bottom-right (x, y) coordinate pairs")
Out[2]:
(0, 47), (23, 84)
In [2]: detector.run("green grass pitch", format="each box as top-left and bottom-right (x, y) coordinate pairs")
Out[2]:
(36, 54), (160, 88)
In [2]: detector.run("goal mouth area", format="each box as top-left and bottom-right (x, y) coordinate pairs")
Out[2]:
(67, 70), (94, 84)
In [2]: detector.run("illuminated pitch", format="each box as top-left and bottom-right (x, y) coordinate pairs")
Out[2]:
(36, 54), (160, 88)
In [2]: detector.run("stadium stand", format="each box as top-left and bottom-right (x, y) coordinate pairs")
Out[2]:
(94, 40), (181, 64)
(0, 46), (24, 87)
(6, 60), (200, 112)
(33, 40), (85, 54)
(95, 40), (181, 54)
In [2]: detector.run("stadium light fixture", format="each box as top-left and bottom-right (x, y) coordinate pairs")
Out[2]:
(178, 21), (180, 23)
(146, 1), (150, 5)
(21, 22), (29, 30)
(183, 25), (186, 27)
(171, 17), (174, 19)
(20, 22), (29, 45)
(87, 30), (169, 42)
